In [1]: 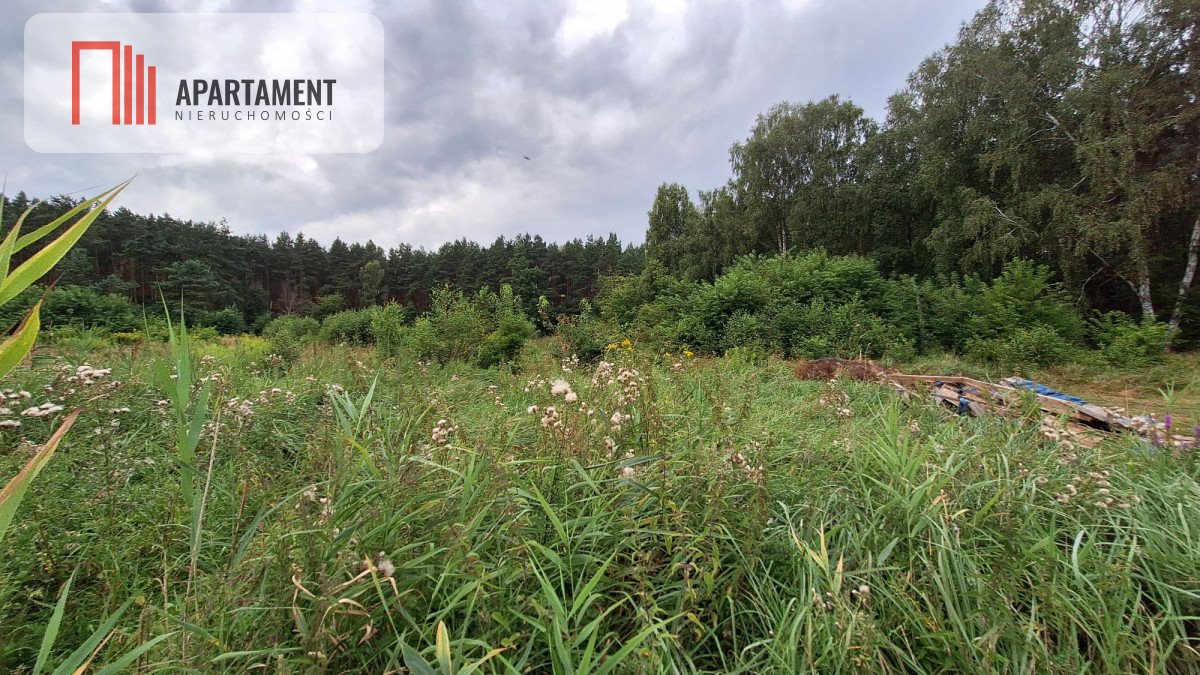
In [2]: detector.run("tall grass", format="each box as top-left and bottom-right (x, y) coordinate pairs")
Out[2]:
(0, 338), (1197, 671)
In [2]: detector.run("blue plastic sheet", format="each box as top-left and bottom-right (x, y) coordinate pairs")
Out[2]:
(1007, 378), (1089, 406)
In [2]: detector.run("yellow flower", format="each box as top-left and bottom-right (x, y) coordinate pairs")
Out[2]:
(621, 338), (632, 347)
(663, 351), (673, 358)
(683, 350), (694, 358)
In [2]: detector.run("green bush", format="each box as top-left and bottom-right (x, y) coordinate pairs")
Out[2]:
(477, 285), (536, 368)
(196, 307), (247, 335)
(309, 293), (345, 322)
(401, 285), (536, 366)
(250, 312), (273, 334)
(263, 315), (320, 363)
(43, 285), (139, 332)
(723, 311), (768, 354)
(783, 300), (914, 361)
(557, 313), (610, 361)
(966, 259), (1084, 345)
(404, 316), (442, 361)
(1091, 312), (1172, 366)
(477, 312), (535, 368)
(966, 324), (1078, 368)
(321, 309), (374, 345)
(371, 303), (406, 359)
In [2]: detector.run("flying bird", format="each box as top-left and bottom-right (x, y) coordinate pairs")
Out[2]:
(523, 155), (532, 161)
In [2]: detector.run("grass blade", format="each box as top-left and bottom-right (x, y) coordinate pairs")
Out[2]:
(49, 596), (134, 675)
(0, 408), (82, 544)
(0, 182), (128, 306)
(33, 570), (77, 675)
(0, 300), (41, 380)
(92, 632), (175, 675)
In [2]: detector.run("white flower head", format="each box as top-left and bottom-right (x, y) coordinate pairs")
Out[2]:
(550, 379), (571, 397)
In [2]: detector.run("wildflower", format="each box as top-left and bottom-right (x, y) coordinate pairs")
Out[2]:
(564, 391), (578, 403)
(619, 466), (636, 478)
(21, 404), (62, 418)
(0, 419), (20, 429)
(373, 552), (395, 578)
(528, 405), (539, 414)
(683, 350), (694, 358)
(431, 419), (457, 446)
(550, 379), (571, 396)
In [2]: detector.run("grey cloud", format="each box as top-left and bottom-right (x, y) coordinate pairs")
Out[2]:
(0, 0), (986, 250)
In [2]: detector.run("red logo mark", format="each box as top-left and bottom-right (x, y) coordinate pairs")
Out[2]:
(71, 41), (156, 125)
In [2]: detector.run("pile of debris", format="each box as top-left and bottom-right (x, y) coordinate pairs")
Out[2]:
(793, 358), (1195, 450)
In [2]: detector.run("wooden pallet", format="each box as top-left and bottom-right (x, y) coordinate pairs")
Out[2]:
(884, 373), (1129, 430)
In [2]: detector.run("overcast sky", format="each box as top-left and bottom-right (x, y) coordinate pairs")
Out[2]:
(2, 0), (987, 250)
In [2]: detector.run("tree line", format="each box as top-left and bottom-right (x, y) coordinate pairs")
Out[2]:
(645, 0), (1198, 338)
(0, 191), (644, 331)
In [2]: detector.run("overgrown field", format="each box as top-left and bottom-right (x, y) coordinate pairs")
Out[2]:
(1, 336), (1198, 673)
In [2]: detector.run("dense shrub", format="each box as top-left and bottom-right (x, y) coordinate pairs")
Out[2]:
(557, 313), (610, 361)
(722, 311), (769, 353)
(477, 312), (535, 367)
(1091, 312), (1172, 366)
(196, 307), (247, 335)
(966, 259), (1084, 344)
(594, 253), (1099, 367)
(309, 293), (345, 322)
(250, 312), (273, 334)
(965, 325), (1079, 368)
(263, 315), (320, 363)
(403, 285), (536, 366)
(371, 303), (406, 359)
(599, 252), (917, 360)
(43, 285), (139, 332)
(692, 252), (887, 332)
(882, 274), (985, 353)
(320, 309), (374, 345)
